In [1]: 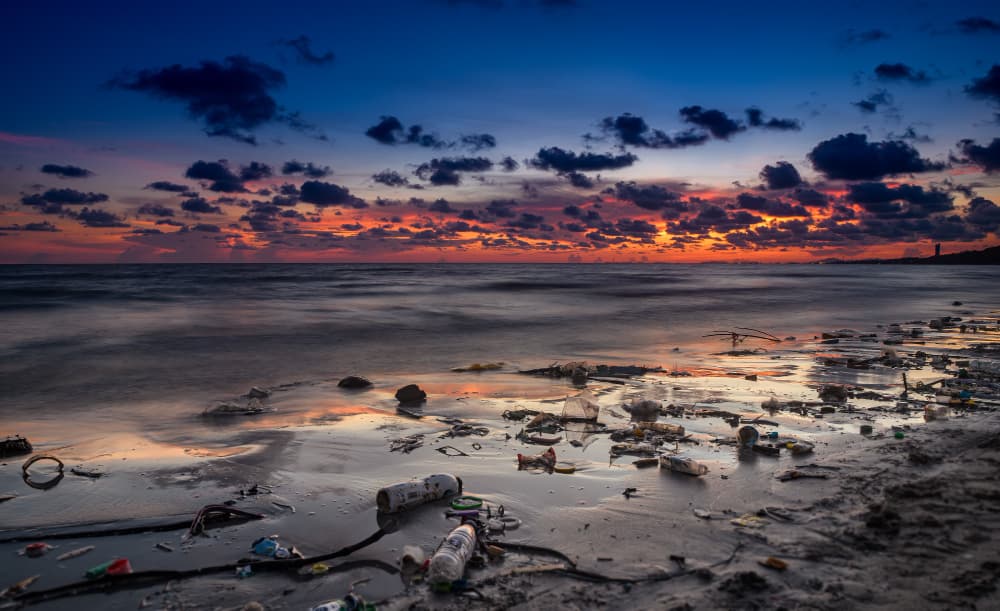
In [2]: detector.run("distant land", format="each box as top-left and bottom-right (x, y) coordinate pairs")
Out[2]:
(826, 245), (1000, 265)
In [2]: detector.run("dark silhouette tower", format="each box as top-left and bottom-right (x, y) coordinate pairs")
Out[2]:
(934, 243), (941, 258)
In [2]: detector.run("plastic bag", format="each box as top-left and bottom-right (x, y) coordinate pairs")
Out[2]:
(562, 390), (600, 421)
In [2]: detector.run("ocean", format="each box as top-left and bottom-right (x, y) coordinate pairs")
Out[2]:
(2, 263), (997, 420)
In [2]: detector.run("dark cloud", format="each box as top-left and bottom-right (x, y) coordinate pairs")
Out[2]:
(40, 164), (93, 178)
(75, 207), (129, 228)
(429, 198), (455, 213)
(414, 157), (493, 186)
(277, 35), (334, 65)
(965, 65), (1000, 103)
(485, 199), (518, 218)
(598, 113), (709, 149)
(372, 169), (410, 187)
(745, 108), (802, 131)
(529, 147), (637, 175)
(282, 160), (331, 178)
(459, 134), (497, 151)
(670, 205), (762, 234)
(0, 221), (60, 232)
(736, 193), (810, 217)
(185, 160), (244, 192)
(191, 223), (221, 232)
(679, 106), (744, 139)
(888, 126), (932, 143)
(239, 161), (272, 182)
(566, 171), (594, 189)
(610, 181), (687, 215)
(954, 138), (1000, 173)
(145, 181), (191, 192)
(852, 89), (894, 113)
(506, 212), (547, 230)
(956, 17), (1000, 34)
(615, 218), (658, 236)
(759, 161), (802, 190)
(966, 197), (1000, 231)
(839, 28), (890, 46)
(874, 62), (929, 83)
(137, 203), (176, 217)
(364, 116), (448, 148)
(847, 182), (954, 218)
(181, 197), (223, 214)
(299, 180), (367, 208)
(109, 56), (319, 144)
(807, 133), (945, 180)
(25, 188), (109, 206)
(791, 188), (829, 208)
(500, 156), (519, 172)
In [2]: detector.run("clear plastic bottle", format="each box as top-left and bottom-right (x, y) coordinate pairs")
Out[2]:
(427, 523), (477, 587)
(660, 455), (709, 476)
(376, 474), (462, 513)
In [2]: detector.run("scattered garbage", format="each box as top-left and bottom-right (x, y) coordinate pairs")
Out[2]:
(436, 446), (468, 457)
(20, 543), (53, 558)
(860, 424), (874, 435)
(395, 384), (427, 404)
(21, 455), (64, 490)
(389, 434), (424, 453)
(247, 386), (270, 399)
(56, 546), (95, 561)
(0, 575), (40, 598)
(632, 457), (659, 468)
(623, 398), (660, 420)
(818, 385), (848, 403)
(517, 447), (557, 470)
(776, 470), (829, 482)
(310, 593), (375, 611)
(400, 545), (426, 571)
(70, 466), (104, 478)
(376, 474), (463, 514)
(660, 455), (709, 476)
(553, 461), (576, 474)
(703, 328), (781, 354)
(758, 557), (788, 571)
(85, 558), (132, 579)
(924, 405), (949, 421)
(1, 435), (33, 458)
(235, 565), (253, 579)
(337, 375), (373, 389)
(634, 421), (685, 437)
(154, 543), (173, 553)
(561, 390), (600, 421)
(738, 426), (759, 448)
(428, 523), (477, 589)
(452, 362), (503, 372)
(450, 496), (483, 510)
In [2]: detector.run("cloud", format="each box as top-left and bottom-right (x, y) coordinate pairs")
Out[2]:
(414, 157), (493, 185)
(372, 169), (411, 187)
(500, 156), (519, 172)
(184, 160), (244, 192)
(74, 207), (129, 228)
(277, 35), (334, 65)
(954, 138), (1000, 173)
(145, 181), (191, 192)
(22, 188), (109, 209)
(736, 193), (810, 217)
(191, 223), (221, 232)
(181, 197), (223, 214)
(759, 161), (803, 190)
(429, 198), (455, 213)
(957, 17), (1000, 34)
(0, 221), (60, 232)
(966, 197), (1000, 231)
(485, 199), (518, 218)
(847, 182), (954, 218)
(791, 188), (829, 207)
(40, 163), (93, 178)
(566, 171), (594, 188)
(888, 126), (932, 143)
(610, 181), (687, 215)
(745, 108), (802, 131)
(239, 161), (272, 181)
(679, 106), (744, 139)
(109, 55), (321, 144)
(364, 116), (449, 148)
(281, 160), (331, 178)
(853, 89), (894, 113)
(598, 113), (709, 149)
(459, 134), (497, 151)
(874, 62), (930, 83)
(965, 65), (1000, 103)
(807, 133), (945, 180)
(529, 147), (637, 174)
(299, 180), (367, 208)
(839, 28), (890, 46)
(137, 203), (176, 217)
(669, 205), (762, 234)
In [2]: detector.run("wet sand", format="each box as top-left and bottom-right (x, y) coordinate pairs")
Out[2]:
(1, 311), (999, 609)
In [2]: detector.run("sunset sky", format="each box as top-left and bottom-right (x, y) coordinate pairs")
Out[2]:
(2, 0), (999, 263)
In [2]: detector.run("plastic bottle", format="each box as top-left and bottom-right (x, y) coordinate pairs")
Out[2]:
(660, 455), (709, 476)
(376, 474), (462, 513)
(427, 523), (477, 587)
(309, 594), (373, 611)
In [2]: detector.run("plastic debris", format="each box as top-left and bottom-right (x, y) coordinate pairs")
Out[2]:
(759, 557), (788, 570)
(517, 447), (557, 470)
(400, 545), (426, 571)
(623, 398), (661, 420)
(730, 514), (767, 528)
(0, 575), (40, 598)
(56, 546), (95, 561)
(553, 461), (576, 474)
(561, 390), (600, 421)
(634, 421), (685, 437)
(452, 362), (503, 372)
(21, 455), (64, 490)
(252, 537), (279, 557)
(450, 496), (483, 510)
(660, 455), (709, 476)
(20, 543), (53, 558)
(738, 426), (759, 448)
(299, 562), (331, 576)
(376, 474), (463, 513)
(70, 466), (104, 478)
(428, 523), (477, 589)
(632, 457), (659, 468)
(236, 565), (253, 579)
(310, 594), (375, 611)
(106, 558), (132, 575)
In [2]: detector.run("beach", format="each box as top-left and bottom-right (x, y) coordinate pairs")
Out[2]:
(1, 264), (999, 609)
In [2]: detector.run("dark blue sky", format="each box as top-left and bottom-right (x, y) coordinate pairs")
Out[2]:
(1, 0), (998, 262)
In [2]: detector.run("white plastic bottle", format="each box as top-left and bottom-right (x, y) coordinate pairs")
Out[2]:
(660, 455), (709, 476)
(376, 474), (462, 513)
(427, 523), (477, 587)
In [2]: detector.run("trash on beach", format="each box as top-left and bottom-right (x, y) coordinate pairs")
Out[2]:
(376, 473), (463, 514)
(752, 444), (781, 457)
(450, 495), (483, 510)
(633, 457), (659, 468)
(553, 461), (576, 474)
(623, 398), (660, 420)
(187, 504), (264, 538)
(251, 537), (279, 556)
(634, 421), (685, 437)
(337, 375), (373, 389)
(85, 558), (131, 579)
(154, 543), (173, 553)
(236, 565), (253, 579)
(818, 385), (849, 403)
(445, 423), (489, 437)
(502, 409), (539, 421)
(390, 434), (424, 453)
(70, 466), (104, 478)
(247, 386), (270, 399)
(776, 469), (828, 481)
(21, 454), (65, 490)
(924, 405), (950, 421)
(395, 384), (427, 405)
(660, 455), (709, 476)
(400, 545), (427, 571)
(561, 390), (600, 421)
(787, 441), (814, 455)
(730, 513), (767, 528)
(436, 445), (468, 457)
(0, 575), (40, 598)
(56, 546), (95, 561)
(693, 508), (712, 519)
(428, 523), (477, 589)
(310, 594), (375, 611)
(517, 446), (557, 470)
(703, 328), (781, 354)
(452, 362), (503, 372)
(526, 411), (561, 429)
(518, 429), (562, 445)
(0, 494), (15, 503)
(299, 562), (331, 576)
(20, 543), (53, 558)
(611, 442), (658, 457)
(738, 425), (759, 448)
(759, 557), (788, 571)
(0, 435), (33, 458)
(203, 397), (270, 416)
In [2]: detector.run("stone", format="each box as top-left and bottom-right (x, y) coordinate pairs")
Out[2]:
(338, 375), (372, 389)
(395, 384), (427, 404)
